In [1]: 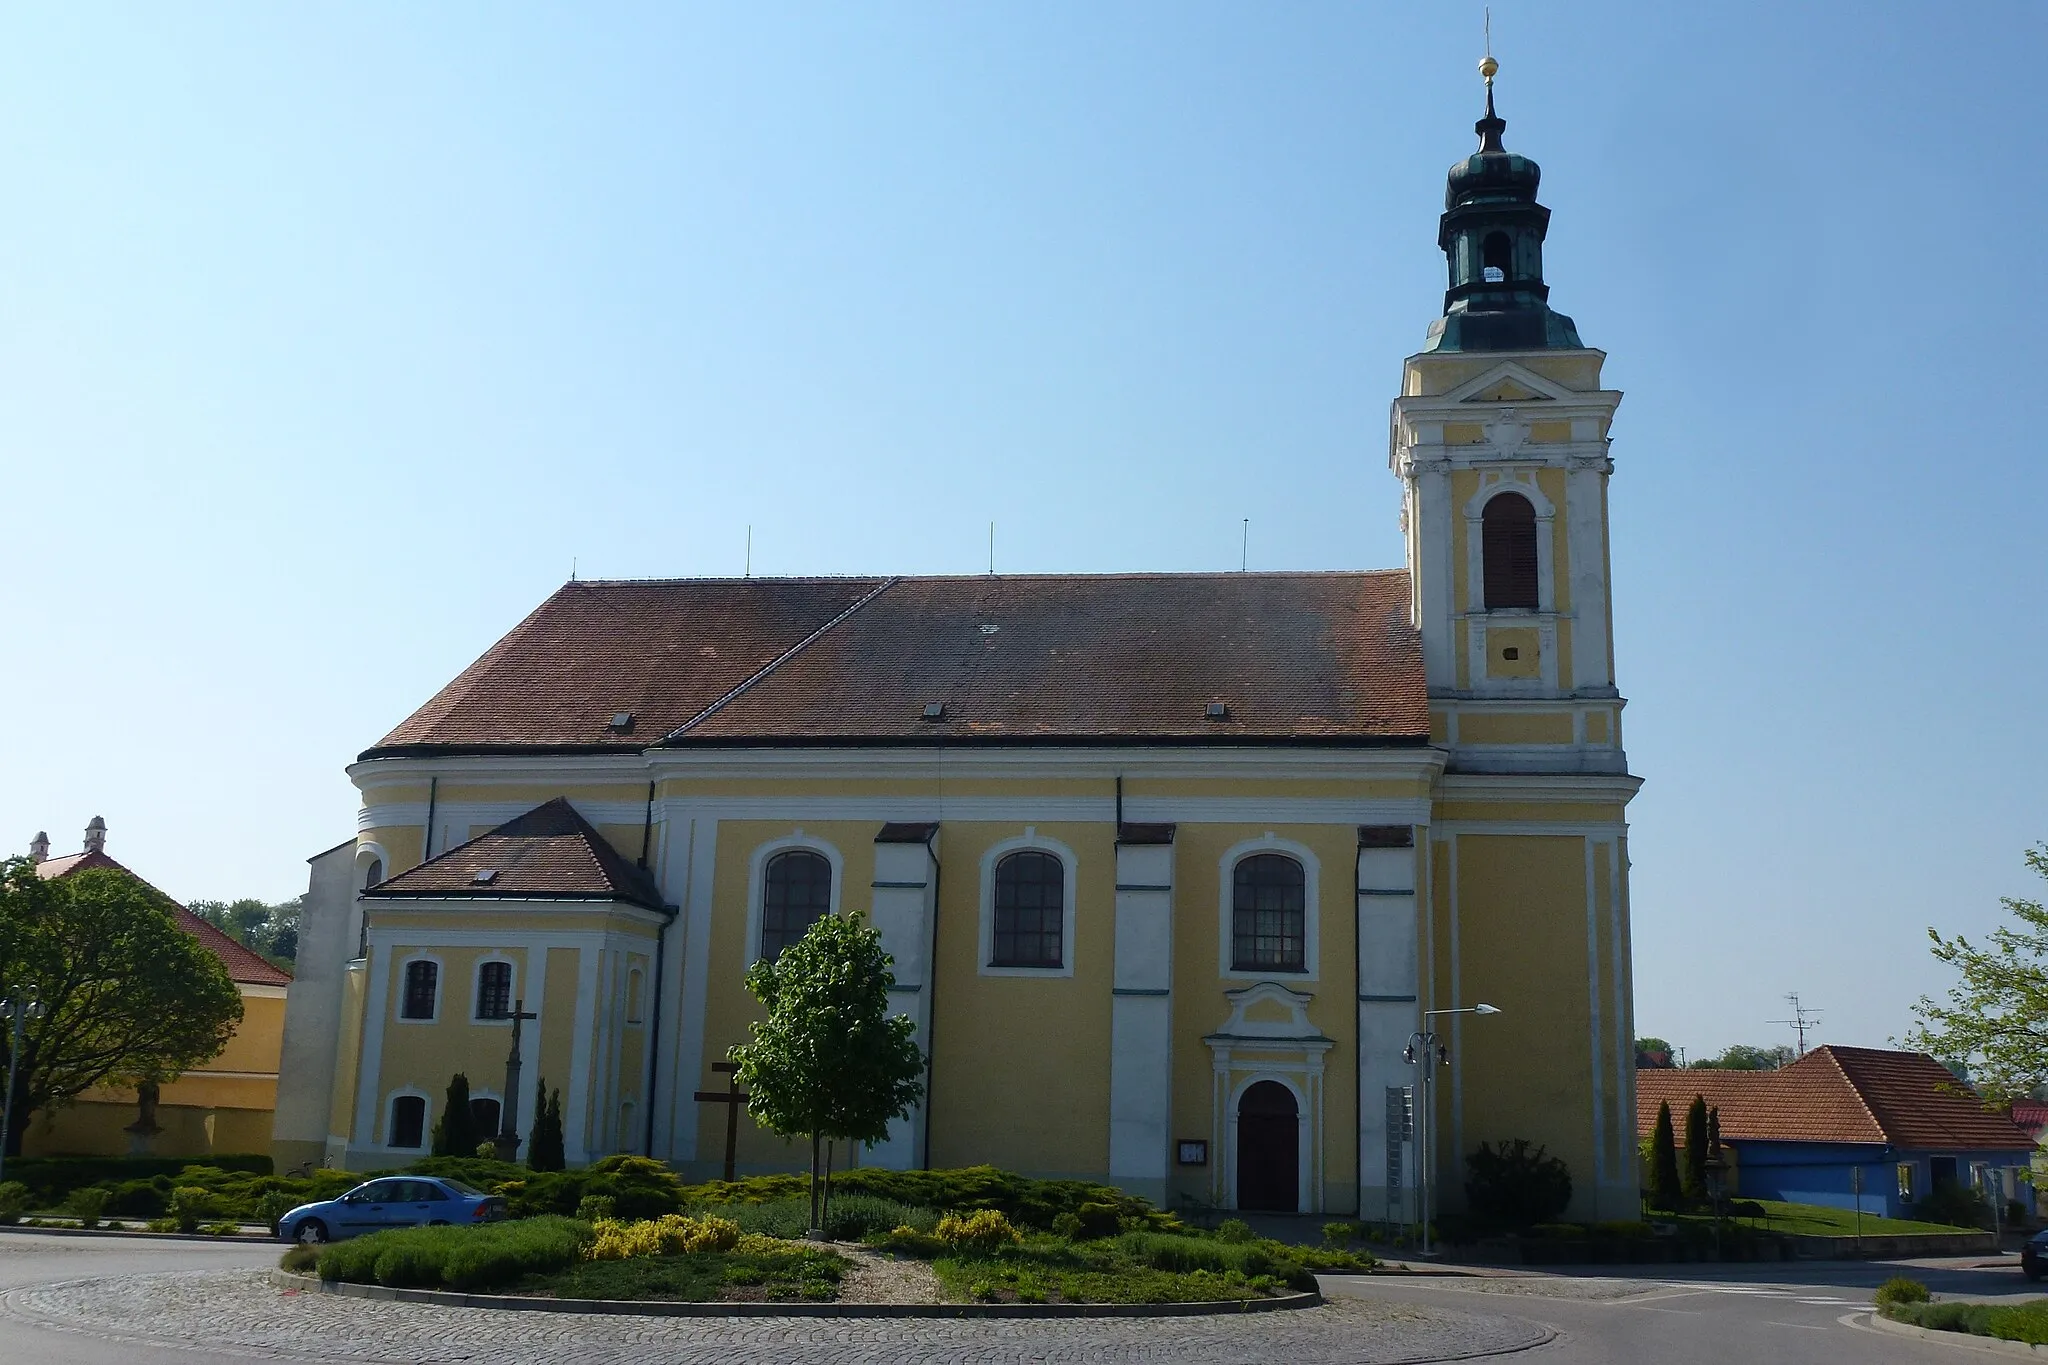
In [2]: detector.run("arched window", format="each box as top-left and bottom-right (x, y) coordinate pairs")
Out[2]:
(356, 859), (383, 960)
(475, 961), (512, 1020)
(1482, 231), (1512, 283)
(761, 849), (832, 959)
(990, 850), (1064, 968)
(469, 1096), (501, 1140)
(626, 967), (645, 1025)
(1481, 492), (1541, 610)
(401, 959), (439, 1020)
(362, 858), (384, 890)
(1232, 854), (1306, 972)
(388, 1094), (426, 1148)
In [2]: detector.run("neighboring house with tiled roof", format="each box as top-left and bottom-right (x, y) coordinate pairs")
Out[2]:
(276, 81), (1653, 1224)
(22, 819), (291, 1159)
(1637, 1046), (2036, 1220)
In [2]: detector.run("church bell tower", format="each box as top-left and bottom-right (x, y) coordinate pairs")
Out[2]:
(1391, 57), (1627, 776)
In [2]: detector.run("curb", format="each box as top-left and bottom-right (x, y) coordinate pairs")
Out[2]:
(0, 1222), (273, 1245)
(1869, 1311), (2048, 1357)
(271, 1270), (1323, 1318)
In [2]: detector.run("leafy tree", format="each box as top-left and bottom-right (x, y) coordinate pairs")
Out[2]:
(0, 860), (243, 1157)
(1464, 1138), (1573, 1230)
(188, 895), (302, 966)
(1908, 845), (2048, 1104)
(732, 910), (925, 1231)
(1689, 1043), (1794, 1071)
(1648, 1100), (1682, 1212)
(1634, 1037), (1675, 1068)
(528, 1076), (565, 1171)
(1681, 1094), (1709, 1203)
(432, 1073), (477, 1156)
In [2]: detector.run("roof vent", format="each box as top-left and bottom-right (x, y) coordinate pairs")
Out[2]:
(607, 711), (634, 732)
(922, 701), (946, 721)
(471, 868), (500, 885)
(1205, 701), (1230, 721)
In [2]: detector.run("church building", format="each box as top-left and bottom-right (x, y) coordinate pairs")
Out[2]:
(273, 67), (1642, 1220)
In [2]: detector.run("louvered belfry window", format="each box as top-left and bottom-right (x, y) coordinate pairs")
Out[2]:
(991, 850), (1064, 968)
(762, 849), (832, 958)
(1481, 492), (1540, 610)
(1232, 854), (1306, 972)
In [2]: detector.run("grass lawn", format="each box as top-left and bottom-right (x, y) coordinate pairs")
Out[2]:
(1693, 1200), (1976, 1238)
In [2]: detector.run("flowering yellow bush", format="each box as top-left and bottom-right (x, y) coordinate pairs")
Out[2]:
(584, 1214), (742, 1261)
(935, 1209), (1021, 1253)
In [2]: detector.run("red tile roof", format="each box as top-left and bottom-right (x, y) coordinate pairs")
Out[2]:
(366, 572), (1428, 756)
(2011, 1101), (2048, 1142)
(36, 850), (293, 988)
(1636, 1045), (2033, 1152)
(365, 799), (667, 911)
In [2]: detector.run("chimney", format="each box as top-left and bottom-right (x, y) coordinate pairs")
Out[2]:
(29, 831), (49, 864)
(83, 815), (107, 855)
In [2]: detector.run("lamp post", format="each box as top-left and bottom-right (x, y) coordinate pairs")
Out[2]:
(0, 987), (42, 1186)
(1403, 1002), (1502, 1258)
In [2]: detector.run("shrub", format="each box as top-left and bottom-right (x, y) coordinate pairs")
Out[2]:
(256, 1190), (299, 1231)
(1215, 1218), (1254, 1243)
(1051, 1212), (1083, 1239)
(936, 1209), (1022, 1253)
(170, 1186), (218, 1234)
(1465, 1138), (1573, 1231)
(680, 1165), (1155, 1231)
(1322, 1221), (1358, 1248)
(63, 1187), (109, 1229)
(577, 1196), (617, 1223)
(146, 1217), (180, 1233)
(1874, 1276), (1932, 1311)
(823, 1194), (935, 1241)
(0, 1181), (30, 1224)
(1913, 1183), (1993, 1230)
(586, 1214), (741, 1261)
(203, 1221), (241, 1236)
(882, 1224), (947, 1257)
(320, 1216), (591, 1292)
(279, 1244), (321, 1274)
(1073, 1201), (1123, 1239)
(104, 1179), (169, 1218)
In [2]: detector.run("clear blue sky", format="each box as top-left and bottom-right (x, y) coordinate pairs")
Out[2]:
(4, 4), (2042, 1060)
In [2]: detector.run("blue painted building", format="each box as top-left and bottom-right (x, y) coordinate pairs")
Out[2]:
(1637, 1046), (2035, 1221)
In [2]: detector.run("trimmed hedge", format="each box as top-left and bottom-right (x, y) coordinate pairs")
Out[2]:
(1, 1155), (272, 1208)
(317, 1216), (592, 1292)
(680, 1165), (1155, 1230)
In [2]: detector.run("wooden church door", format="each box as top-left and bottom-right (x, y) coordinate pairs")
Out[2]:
(1236, 1080), (1300, 1212)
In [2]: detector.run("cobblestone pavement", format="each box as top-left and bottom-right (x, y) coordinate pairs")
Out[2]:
(0, 1269), (1552, 1364)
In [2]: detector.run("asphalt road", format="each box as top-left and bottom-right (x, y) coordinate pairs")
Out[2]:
(0, 1226), (2040, 1363)
(1325, 1255), (2048, 1364)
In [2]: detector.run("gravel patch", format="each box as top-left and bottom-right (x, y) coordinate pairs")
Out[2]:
(832, 1243), (942, 1305)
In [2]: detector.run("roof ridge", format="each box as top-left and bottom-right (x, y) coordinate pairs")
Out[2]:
(662, 576), (902, 742)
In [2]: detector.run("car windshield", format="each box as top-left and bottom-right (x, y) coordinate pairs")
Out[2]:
(437, 1178), (486, 1197)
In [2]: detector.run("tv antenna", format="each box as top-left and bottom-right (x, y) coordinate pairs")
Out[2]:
(745, 525), (752, 578)
(1770, 993), (1822, 1056)
(1240, 519), (1250, 572)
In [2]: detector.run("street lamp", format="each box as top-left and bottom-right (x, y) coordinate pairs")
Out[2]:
(0, 986), (43, 1186)
(1403, 1002), (1502, 1258)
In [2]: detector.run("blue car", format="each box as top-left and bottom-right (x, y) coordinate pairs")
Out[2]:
(277, 1176), (507, 1244)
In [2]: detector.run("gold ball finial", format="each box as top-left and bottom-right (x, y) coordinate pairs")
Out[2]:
(1479, 54), (1499, 83)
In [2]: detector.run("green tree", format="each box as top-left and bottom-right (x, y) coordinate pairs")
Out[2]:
(527, 1076), (565, 1171)
(1908, 845), (2048, 1104)
(1648, 1100), (1682, 1212)
(0, 860), (243, 1157)
(732, 910), (925, 1231)
(1689, 1044), (1794, 1071)
(1633, 1037), (1676, 1067)
(1681, 1094), (1709, 1203)
(187, 895), (302, 966)
(432, 1073), (477, 1156)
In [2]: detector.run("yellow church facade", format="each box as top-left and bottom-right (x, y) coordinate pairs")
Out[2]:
(276, 74), (1642, 1221)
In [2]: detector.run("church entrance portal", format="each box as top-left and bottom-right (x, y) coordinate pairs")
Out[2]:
(1236, 1080), (1299, 1212)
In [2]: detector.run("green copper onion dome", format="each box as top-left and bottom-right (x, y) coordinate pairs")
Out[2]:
(1422, 59), (1583, 353)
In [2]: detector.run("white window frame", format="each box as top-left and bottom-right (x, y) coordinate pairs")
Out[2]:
(977, 830), (1078, 978)
(395, 952), (445, 1024)
(384, 1087), (432, 1150)
(352, 841), (388, 963)
(1223, 1071), (1313, 1214)
(1463, 475), (1557, 616)
(744, 833), (843, 968)
(1218, 834), (1320, 982)
(471, 953), (517, 1025)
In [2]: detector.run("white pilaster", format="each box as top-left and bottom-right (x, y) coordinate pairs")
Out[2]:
(1357, 835), (1420, 1223)
(1109, 835), (1175, 1202)
(865, 829), (938, 1169)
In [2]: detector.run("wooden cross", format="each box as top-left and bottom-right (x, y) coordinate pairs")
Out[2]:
(693, 1061), (747, 1183)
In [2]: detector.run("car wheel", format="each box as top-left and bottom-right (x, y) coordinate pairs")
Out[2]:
(294, 1219), (329, 1245)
